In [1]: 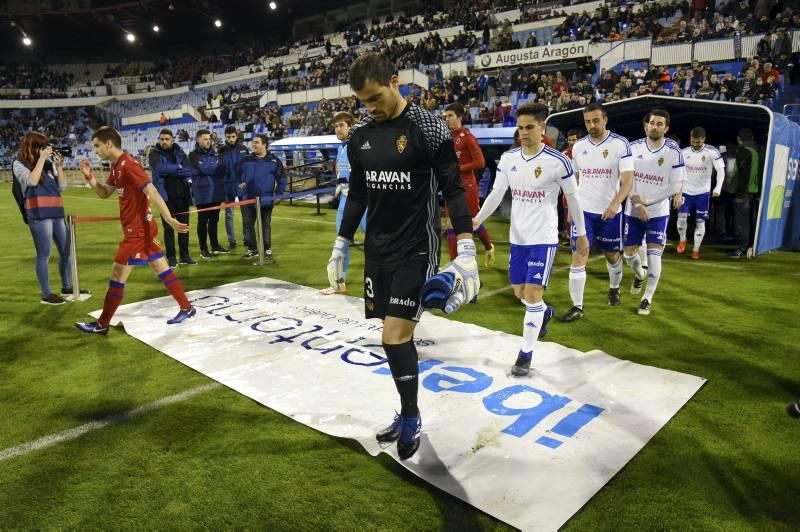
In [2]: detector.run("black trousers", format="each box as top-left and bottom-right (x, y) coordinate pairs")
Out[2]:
(196, 202), (222, 251)
(162, 198), (191, 260)
(241, 203), (273, 252)
(733, 194), (754, 253)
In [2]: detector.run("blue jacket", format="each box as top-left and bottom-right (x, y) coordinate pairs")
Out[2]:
(238, 152), (287, 205)
(219, 141), (249, 198)
(148, 144), (193, 201)
(188, 144), (225, 205)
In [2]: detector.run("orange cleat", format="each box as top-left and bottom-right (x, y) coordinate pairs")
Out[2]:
(676, 240), (687, 254)
(690, 250), (700, 260)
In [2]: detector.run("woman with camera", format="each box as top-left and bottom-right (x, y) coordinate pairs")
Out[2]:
(12, 132), (80, 305)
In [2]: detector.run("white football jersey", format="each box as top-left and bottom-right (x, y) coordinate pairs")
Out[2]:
(627, 138), (685, 218)
(681, 144), (725, 196)
(478, 145), (576, 245)
(571, 131), (634, 214)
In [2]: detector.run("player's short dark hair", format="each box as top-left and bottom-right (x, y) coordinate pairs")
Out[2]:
(642, 112), (650, 124)
(567, 128), (583, 138)
(253, 133), (269, 145)
(516, 103), (548, 122)
(582, 102), (606, 116)
(196, 129), (211, 139)
(92, 126), (122, 148)
(224, 125), (238, 135)
(690, 126), (706, 138)
(444, 102), (466, 117)
(332, 111), (355, 126)
(649, 108), (670, 126)
(738, 128), (754, 141)
(349, 53), (396, 91)
(159, 128), (173, 138)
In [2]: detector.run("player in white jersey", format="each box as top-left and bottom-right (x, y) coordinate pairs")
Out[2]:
(561, 103), (634, 322)
(623, 109), (685, 316)
(473, 103), (588, 376)
(677, 127), (725, 259)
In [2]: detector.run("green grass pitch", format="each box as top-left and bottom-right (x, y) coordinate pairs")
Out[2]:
(0, 184), (798, 530)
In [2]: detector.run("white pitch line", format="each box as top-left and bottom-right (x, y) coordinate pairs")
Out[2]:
(660, 257), (744, 270)
(0, 383), (220, 462)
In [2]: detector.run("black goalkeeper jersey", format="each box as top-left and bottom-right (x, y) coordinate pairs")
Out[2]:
(340, 102), (471, 265)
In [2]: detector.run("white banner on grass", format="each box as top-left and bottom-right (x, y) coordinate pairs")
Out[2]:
(96, 278), (705, 531)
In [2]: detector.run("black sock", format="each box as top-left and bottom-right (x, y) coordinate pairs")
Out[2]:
(383, 340), (419, 417)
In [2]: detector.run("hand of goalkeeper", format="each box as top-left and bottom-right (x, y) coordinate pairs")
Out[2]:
(421, 239), (480, 314)
(326, 236), (350, 291)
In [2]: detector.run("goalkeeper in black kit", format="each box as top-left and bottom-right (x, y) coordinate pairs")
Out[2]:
(326, 53), (479, 460)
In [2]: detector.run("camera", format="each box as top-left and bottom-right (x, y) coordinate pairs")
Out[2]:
(46, 143), (73, 158)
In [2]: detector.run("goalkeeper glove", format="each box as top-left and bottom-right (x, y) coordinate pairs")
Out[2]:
(326, 236), (350, 291)
(421, 239), (480, 314)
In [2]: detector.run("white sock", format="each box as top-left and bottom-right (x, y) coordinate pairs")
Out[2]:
(677, 213), (688, 242)
(568, 266), (586, 308)
(607, 258), (623, 289)
(693, 219), (706, 252)
(520, 300), (546, 354)
(624, 253), (645, 279)
(638, 244), (648, 269)
(643, 248), (663, 302)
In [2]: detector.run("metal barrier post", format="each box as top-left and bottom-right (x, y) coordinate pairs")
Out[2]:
(254, 197), (265, 266)
(289, 174), (294, 206)
(67, 215), (80, 301)
(311, 172), (326, 216)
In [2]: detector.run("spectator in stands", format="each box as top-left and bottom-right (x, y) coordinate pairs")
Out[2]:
(695, 79), (716, 99)
(237, 134), (286, 263)
(159, 113), (168, 126)
(12, 132), (82, 305)
(149, 129), (195, 267)
(188, 129), (227, 259)
(756, 35), (772, 63)
(751, 76), (775, 104)
(492, 100), (505, 127)
(219, 126), (249, 252)
(772, 28), (792, 61)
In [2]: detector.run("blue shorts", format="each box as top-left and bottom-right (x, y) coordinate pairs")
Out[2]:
(678, 192), (710, 219)
(571, 211), (622, 252)
(336, 194), (367, 234)
(509, 244), (558, 286)
(624, 215), (669, 247)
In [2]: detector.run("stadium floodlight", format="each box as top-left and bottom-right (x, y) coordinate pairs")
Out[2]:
(152, 25), (160, 33)
(126, 32), (136, 43)
(22, 36), (32, 46)
(269, 1), (277, 9)
(214, 19), (222, 28)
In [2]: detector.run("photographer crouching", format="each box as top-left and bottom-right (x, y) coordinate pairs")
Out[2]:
(11, 132), (88, 304)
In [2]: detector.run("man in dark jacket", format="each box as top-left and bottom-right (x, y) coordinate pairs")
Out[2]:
(219, 125), (249, 251)
(188, 129), (227, 259)
(149, 129), (195, 267)
(237, 133), (286, 263)
(726, 128), (762, 258)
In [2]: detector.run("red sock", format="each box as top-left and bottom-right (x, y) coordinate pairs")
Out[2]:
(98, 280), (125, 327)
(158, 269), (191, 310)
(446, 229), (458, 260)
(475, 224), (493, 250)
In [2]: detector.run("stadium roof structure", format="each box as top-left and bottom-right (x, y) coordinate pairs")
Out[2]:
(546, 95), (773, 149)
(0, 0), (354, 61)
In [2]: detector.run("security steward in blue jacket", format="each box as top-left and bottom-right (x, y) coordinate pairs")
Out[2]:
(219, 125), (249, 251)
(238, 133), (286, 263)
(188, 129), (227, 259)
(149, 128), (195, 267)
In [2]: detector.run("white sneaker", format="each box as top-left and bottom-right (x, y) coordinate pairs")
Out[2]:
(320, 284), (346, 295)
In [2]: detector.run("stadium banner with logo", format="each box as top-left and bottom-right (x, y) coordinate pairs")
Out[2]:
(94, 278), (705, 531)
(756, 113), (800, 254)
(474, 40), (591, 70)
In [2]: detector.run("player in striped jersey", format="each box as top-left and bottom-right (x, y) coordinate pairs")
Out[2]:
(474, 103), (588, 376)
(561, 103), (634, 322)
(624, 109), (685, 316)
(677, 127), (725, 259)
